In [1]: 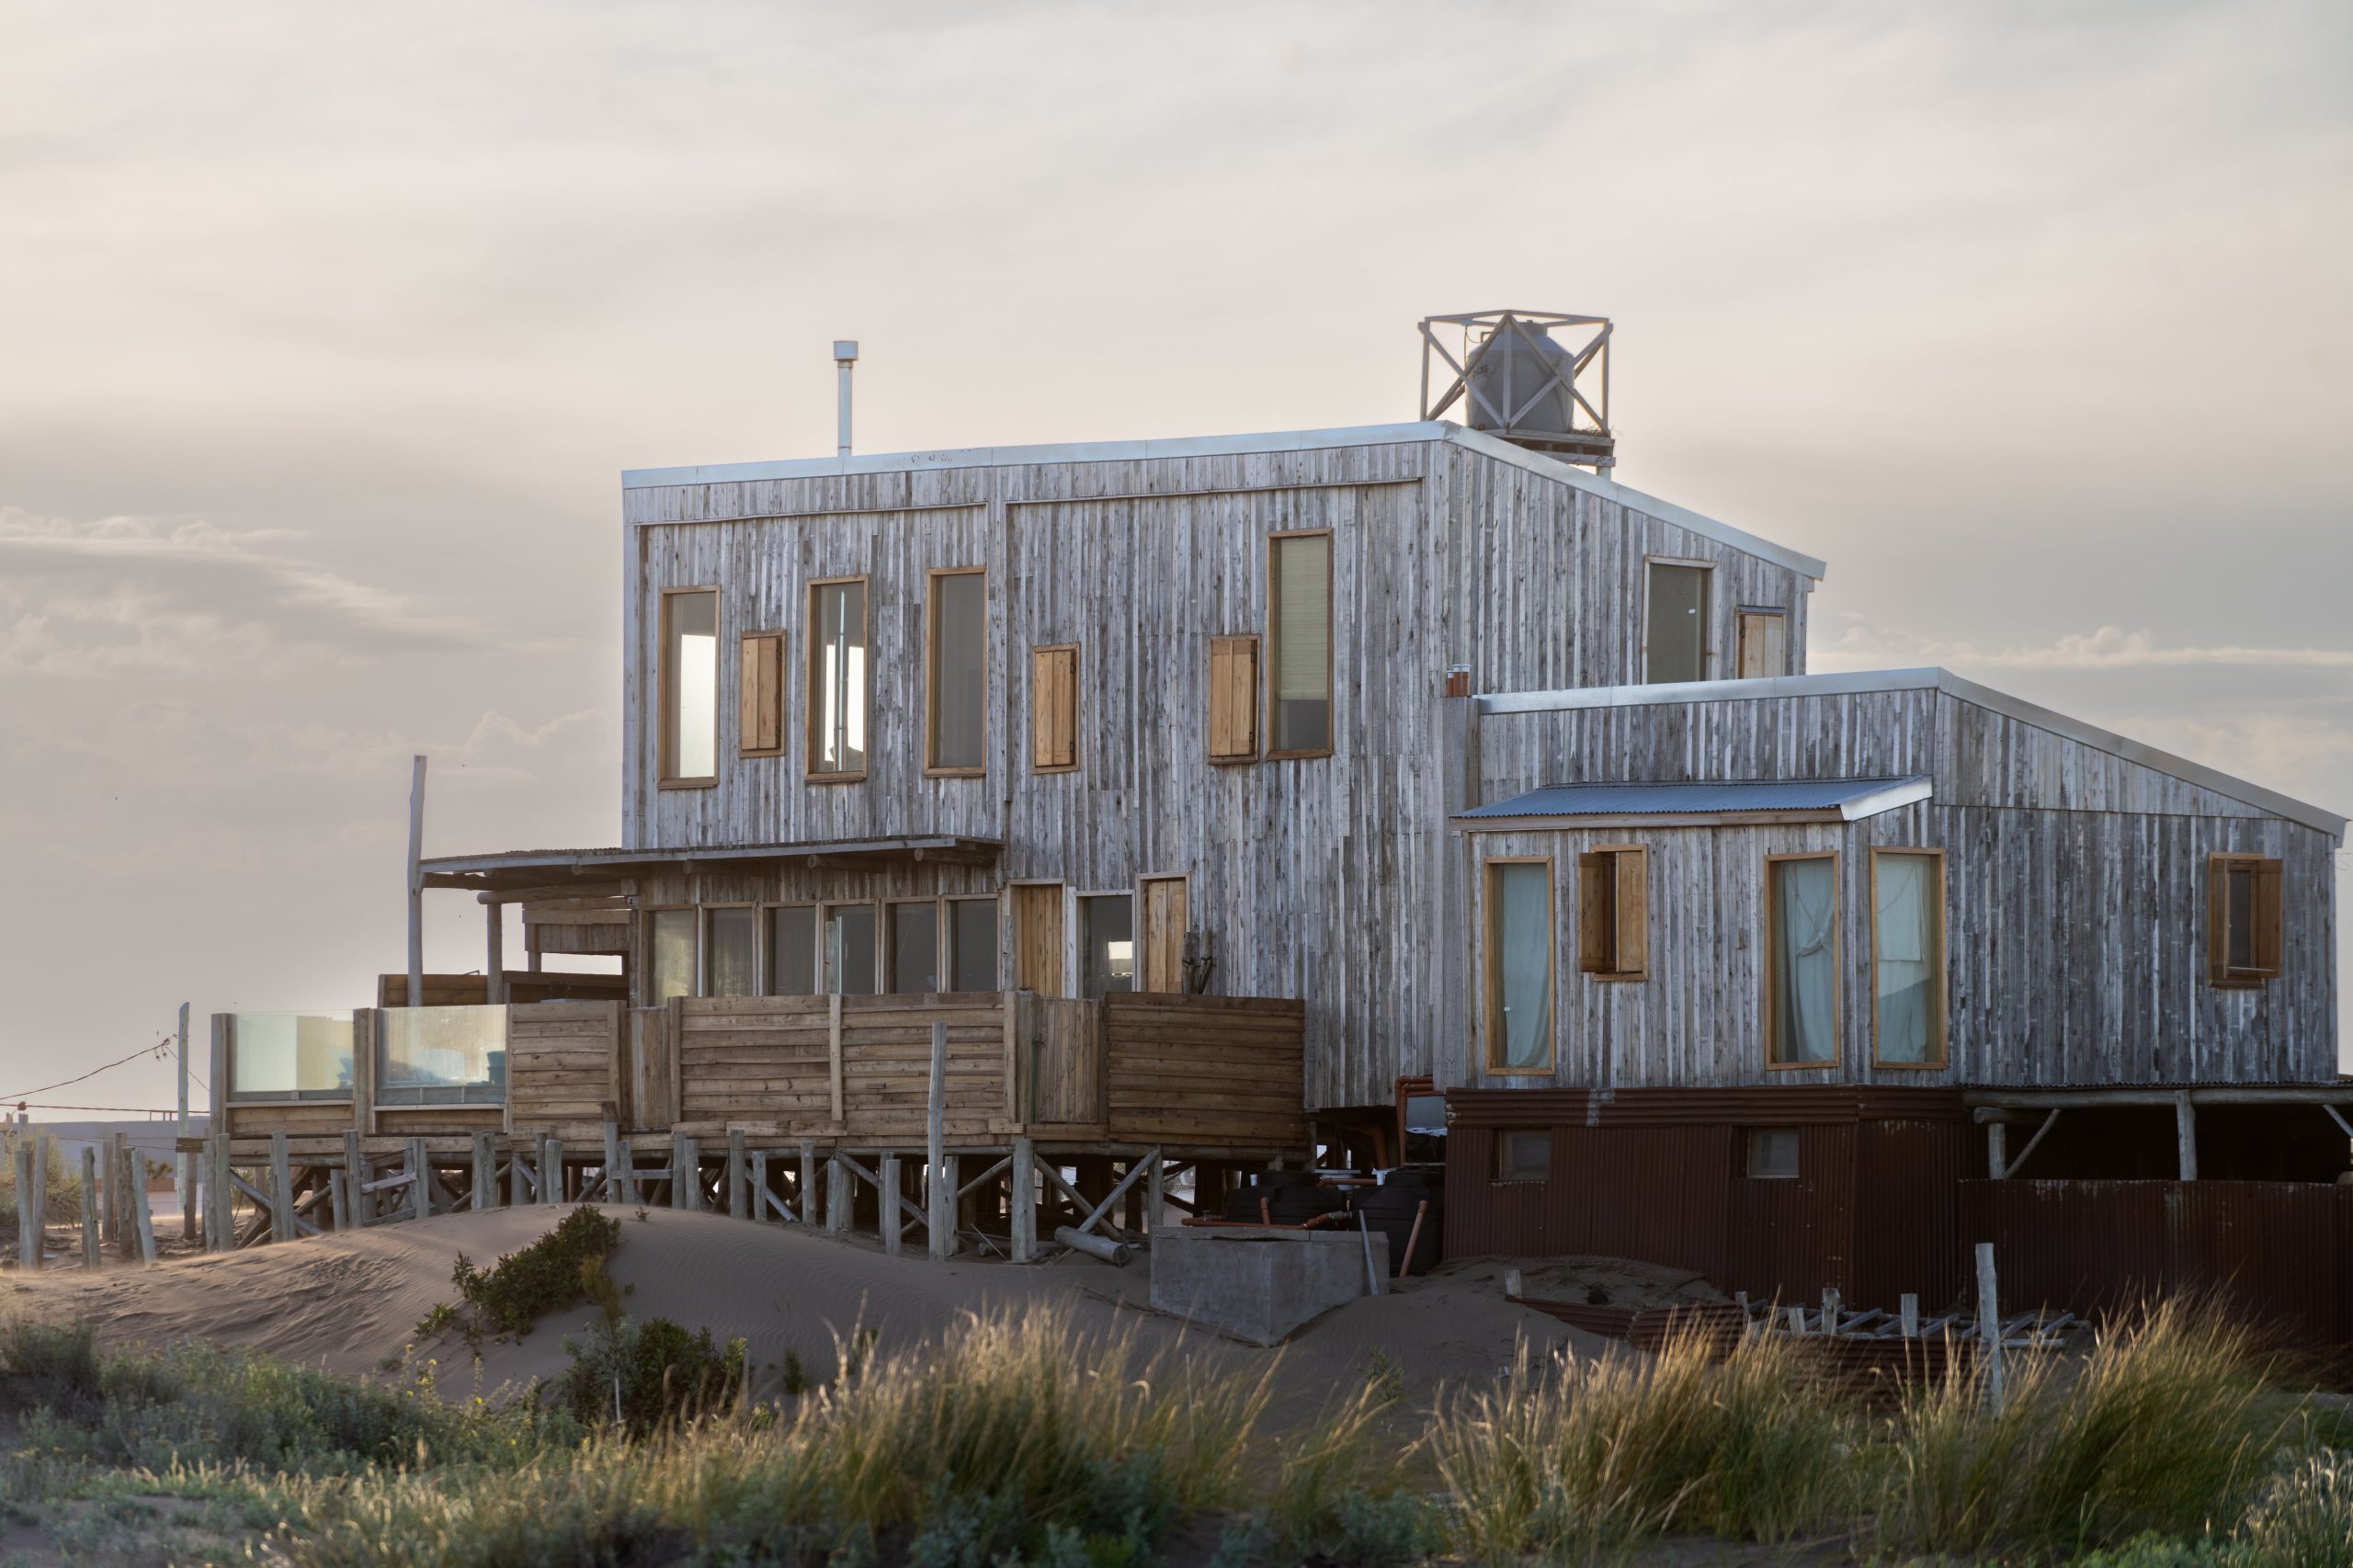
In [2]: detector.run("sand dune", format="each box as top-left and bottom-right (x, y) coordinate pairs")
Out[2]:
(0, 1206), (1592, 1411)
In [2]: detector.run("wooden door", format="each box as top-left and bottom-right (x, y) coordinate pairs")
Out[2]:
(1141, 877), (1188, 993)
(1736, 609), (1788, 679)
(1014, 884), (1065, 996)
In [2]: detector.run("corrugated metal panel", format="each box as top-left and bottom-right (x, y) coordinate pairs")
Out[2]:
(1852, 1118), (1978, 1310)
(1460, 776), (1926, 819)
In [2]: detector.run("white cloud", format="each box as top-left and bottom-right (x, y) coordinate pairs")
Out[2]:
(1811, 618), (2353, 676)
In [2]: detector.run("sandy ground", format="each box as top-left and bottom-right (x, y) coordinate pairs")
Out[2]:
(0, 1205), (1602, 1415)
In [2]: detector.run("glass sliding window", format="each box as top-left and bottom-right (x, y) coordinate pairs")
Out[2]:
(662, 590), (720, 781)
(378, 1006), (507, 1106)
(928, 570), (986, 773)
(1267, 532), (1332, 755)
(1078, 894), (1135, 999)
(949, 897), (998, 991)
(889, 901), (940, 994)
(1484, 860), (1554, 1072)
(1767, 855), (1838, 1065)
(1644, 562), (1710, 684)
(650, 909), (697, 1001)
(1871, 851), (1945, 1065)
(766, 906), (817, 995)
(808, 579), (869, 778)
(706, 907), (757, 997)
(825, 903), (878, 994)
(229, 1014), (355, 1099)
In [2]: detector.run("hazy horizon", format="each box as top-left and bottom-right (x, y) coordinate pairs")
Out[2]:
(5, 0), (2347, 1109)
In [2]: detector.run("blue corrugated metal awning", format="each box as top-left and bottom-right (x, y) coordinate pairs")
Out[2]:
(1459, 776), (1931, 823)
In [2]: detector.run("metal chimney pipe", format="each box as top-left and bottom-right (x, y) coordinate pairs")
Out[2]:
(833, 339), (858, 457)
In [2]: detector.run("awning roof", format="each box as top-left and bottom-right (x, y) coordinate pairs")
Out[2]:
(1456, 776), (1930, 829)
(420, 835), (1002, 898)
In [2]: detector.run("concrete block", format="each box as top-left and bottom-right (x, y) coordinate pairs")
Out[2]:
(1150, 1227), (1387, 1346)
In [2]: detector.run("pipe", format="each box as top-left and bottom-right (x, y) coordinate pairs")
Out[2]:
(833, 340), (858, 457)
(1358, 1210), (1383, 1297)
(1397, 1199), (1428, 1279)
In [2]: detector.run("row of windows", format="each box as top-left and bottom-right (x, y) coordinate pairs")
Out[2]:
(642, 892), (1144, 1002)
(656, 533), (1338, 787)
(1485, 847), (2290, 1075)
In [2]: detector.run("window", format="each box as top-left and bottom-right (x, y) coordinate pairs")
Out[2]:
(1032, 645), (1079, 773)
(949, 897), (998, 991)
(767, 906), (818, 995)
(824, 903), (878, 994)
(739, 632), (785, 756)
(227, 1013), (355, 1100)
(1644, 561), (1711, 684)
(1015, 884), (1065, 996)
(1577, 845), (1649, 981)
(1208, 634), (1260, 763)
(1745, 1128), (1801, 1179)
(889, 901), (940, 994)
(2209, 854), (2284, 988)
(705, 907), (757, 997)
(1483, 858), (1554, 1073)
(1495, 1129), (1552, 1182)
(1079, 894), (1135, 999)
(927, 569), (986, 775)
(807, 578), (869, 779)
(650, 909), (697, 1002)
(1267, 533), (1332, 756)
(1766, 854), (1838, 1066)
(1870, 850), (1946, 1066)
(1735, 608), (1787, 680)
(661, 589), (719, 782)
(378, 1006), (506, 1107)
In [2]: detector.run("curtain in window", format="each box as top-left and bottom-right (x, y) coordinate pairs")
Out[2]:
(931, 574), (985, 769)
(1272, 535), (1330, 750)
(1495, 862), (1552, 1069)
(650, 909), (696, 1002)
(1772, 858), (1836, 1063)
(1874, 854), (1936, 1062)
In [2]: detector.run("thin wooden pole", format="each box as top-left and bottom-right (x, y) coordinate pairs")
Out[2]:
(881, 1153), (903, 1255)
(329, 1169), (348, 1235)
(542, 1137), (563, 1205)
(406, 755), (427, 1009)
(483, 896), (506, 1006)
(175, 1002), (191, 1224)
(28, 1135), (47, 1268)
(344, 1130), (369, 1228)
(269, 1133), (293, 1244)
(603, 1123), (624, 1205)
(473, 1132), (494, 1210)
(14, 1143), (31, 1272)
(2175, 1094), (2199, 1181)
(798, 1138), (817, 1226)
(672, 1132), (695, 1210)
(79, 1147), (100, 1268)
(927, 1021), (949, 1260)
(1146, 1155), (1164, 1239)
(1975, 1242), (2005, 1414)
(750, 1150), (768, 1221)
(728, 1130), (748, 1220)
(826, 1151), (849, 1234)
(408, 1138), (429, 1222)
(1010, 1137), (1036, 1263)
(207, 1136), (229, 1251)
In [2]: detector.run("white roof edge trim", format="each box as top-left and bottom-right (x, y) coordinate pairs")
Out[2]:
(1839, 778), (1936, 821)
(618, 420), (1828, 581)
(1473, 668), (2347, 837)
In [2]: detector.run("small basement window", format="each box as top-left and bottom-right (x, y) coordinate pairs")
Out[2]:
(1745, 1128), (1800, 1180)
(2208, 854), (2283, 988)
(1495, 1129), (1552, 1181)
(1577, 845), (1649, 980)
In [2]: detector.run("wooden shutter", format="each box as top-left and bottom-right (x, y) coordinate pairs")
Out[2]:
(1031, 646), (1078, 772)
(1014, 885), (1065, 997)
(739, 632), (784, 756)
(2250, 858), (2284, 974)
(1142, 877), (1188, 993)
(1209, 635), (1260, 763)
(1612, 846), (1649, 977)
(1578, 847), (1648, 978)
(1577, 852), (1614, 973)
(1736, 610), (1787, 679)
(2207, 857), (2232, 983)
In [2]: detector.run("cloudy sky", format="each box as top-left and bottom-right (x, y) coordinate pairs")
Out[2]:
(4, 0), (2347, 1109)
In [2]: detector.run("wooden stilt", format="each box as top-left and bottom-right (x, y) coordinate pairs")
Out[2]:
(728, 1130), (748, 1220)
(131, 1158), (156, 1264)
(329, 1170), (349, 1235)
(601, 1123), (622, 1205)
(827, 1151), (849, 1233)
(14, 1144), (32, 1271)
(1010, 1137), (1036, 1263)
(343, 1131), (369, 1228)
(798, 1139), (817, 1227)
(750, 1150), (769, 1220)
(269, 1133), (293, 1244)
(881, 1153), (903, 1255)
(1147, 1155), (1164, 1239)
(542, 1137), (564, 1205)
(408, 1139), (430, 1222)
(926, 1022), (950, 1260)
(80, 1147), (100, 1267)
(473, 1133), (494, 1210)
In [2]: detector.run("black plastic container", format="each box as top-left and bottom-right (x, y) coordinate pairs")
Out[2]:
(1223, 1171), (1345, 1225)
(1350, 1173), (1444, 1275)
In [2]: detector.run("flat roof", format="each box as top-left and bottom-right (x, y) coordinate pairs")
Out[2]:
(620, 420), (1829, 581)
(1475, 668), (2347, 837)
(421, 836), (1003, 896)
(1459, 777), (1930, 830)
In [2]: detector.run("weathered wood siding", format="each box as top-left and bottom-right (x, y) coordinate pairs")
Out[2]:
(1103, 993), (1308, 1149)
(506, 1000), (622, 1141)
(620, 435), (1815, 1108)
(1449, 687), (2339, 1090)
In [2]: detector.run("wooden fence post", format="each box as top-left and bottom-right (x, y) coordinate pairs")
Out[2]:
(881, 1153), (903, 1255)
(798, 1139), (817, 1226)
(79, 1147), (100, 1267)
(750, 1150), (768, 1221)
(28, 1137), (46, 1268)
(344, 1131), (369, 1229)
(1146, 1155), (1164, 1240)
(1010, 1137), (1036, 1263)
(926, 1022), (950, 1260)
(827, 1152), (849, 1234)
(602, 1123), (623, 1205)
(408, 1139), (430, 1222)
(542, 1137), (563, 1205)
(206, 1136), (228, 1251)
(472, 1132), (494, 1210)
(269, 1133), (293, 1244)
(728, 1130), (748, 1220)
(1975, 1242), (2005, 1414)
(13, 1144), (31, 1272)
(132, 1161), (158, 1265)
(329, 1169), (349, 1235)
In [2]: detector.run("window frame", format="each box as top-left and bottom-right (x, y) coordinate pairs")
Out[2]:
(1495, 1128), (1552, 1183)
(885, 897), (946, 995)
(763, 903), (821, 996)
(804, 574), (871, 784)
(1264, 529), (1336, 760)
(1076, 889), (1138, 1000)
(2207, 852), (2285, 989)
(1483, 855), (1558, 1076)
(738, 629), (787, 758)
(820, 899), (881, 995)
(925, 566), (988, 779)
(1577, 843), (1650, 982)
(645, 905), (699, 1005)
(1641, 555), (1716, 686)
(700, 903), (761, 998)
(1762, 850), (1841, 1072)
(1030, 642), (1080, 775)
(946, 893), (1002, 992)
(1744, 1127), (1802, 1180)
(1868, 847), (1949, 1070)
(657, 586), (722, 789)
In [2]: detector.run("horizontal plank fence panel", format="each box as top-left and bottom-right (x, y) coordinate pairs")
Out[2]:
(1102, 993), (1307, 1149)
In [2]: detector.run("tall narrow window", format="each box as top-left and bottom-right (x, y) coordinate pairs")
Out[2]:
(928, 569), (986, 774)
(1484, 859), (1554, 1072)
(1767, 854), (1838, 1066)
(1644, 562), (1711, 684)
(650, 909), (697, 1002)
(740, 632), (785, 756)
(1577, 846), (1649, 981)
(662, 590), (719, 782)
(1267, 533), (1332, 756)
(807, 578), (868, 779)
(767, 906), (817, 995)
(949, 897), (998, 991)
(1871, 849), (1946, 1066)
(1735, 608), (1787, 680)
(706, 907), (757, 997)
(1031, 645), (1079, 773)
(1079, 894), (1135, 999)
(824, 903), (878, 994)
(889, 901), (940, 994)
(2208, 854), (2284, 988)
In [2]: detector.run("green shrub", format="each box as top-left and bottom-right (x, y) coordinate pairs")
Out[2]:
(445, 1206), (621, 1339)
(561, 1316), (745, 1435)
(0, 1139), (88, 1235)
